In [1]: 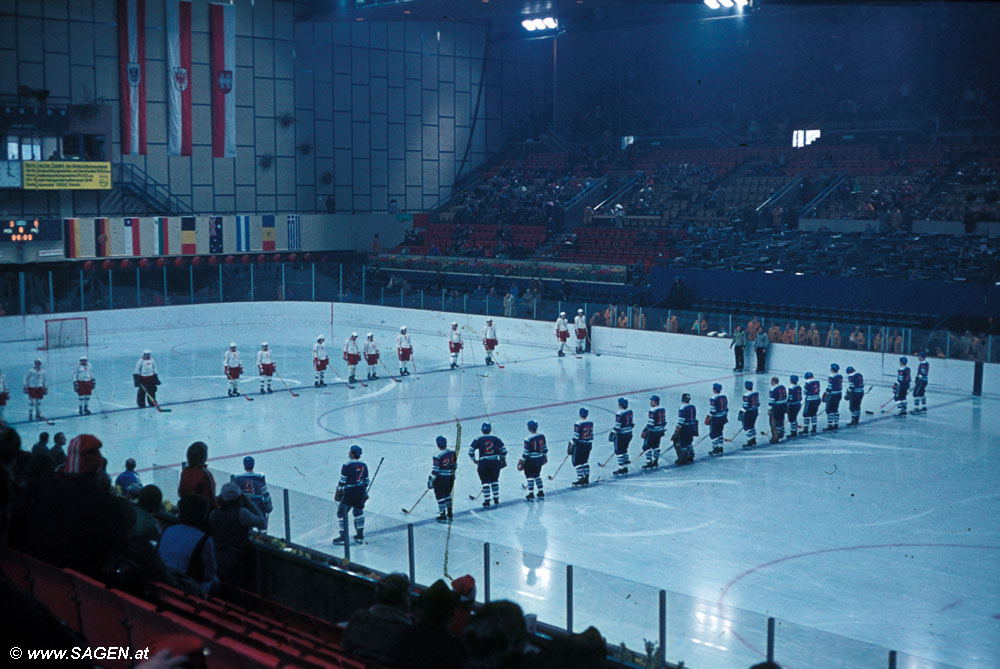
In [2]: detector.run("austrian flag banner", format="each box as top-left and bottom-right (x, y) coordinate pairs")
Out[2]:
(118, 0), (147, 155)
(166, 0), (193, 156)
(210, 2), (236, 158)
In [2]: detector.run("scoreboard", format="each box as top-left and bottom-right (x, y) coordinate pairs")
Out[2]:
(3, 219), (40, 242)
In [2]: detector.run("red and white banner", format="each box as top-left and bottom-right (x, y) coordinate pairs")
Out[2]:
(210, 2), (236, 158)
(118, 0), (147, 155)
(166, 0), (192, 156)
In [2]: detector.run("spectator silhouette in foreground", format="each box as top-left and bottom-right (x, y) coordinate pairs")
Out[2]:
(342, 572), (413, 666)
(178, 441), (216, 509)
(158, 494), (218, 596)
(395, 579), (465, 669)
(209, 482), (265, 587)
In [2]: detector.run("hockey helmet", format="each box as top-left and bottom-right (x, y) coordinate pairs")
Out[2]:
(918, 351), (926, 359)
(349, 445), (363, 458)
(830, 363), (840, 372)
(579, 407), (589, 418)
(143, 349), (151, 356)
(436, 436), (447, 448)
(789, 375), (799, 384)
(452, 322), (458, 327)
(650, 395), (660, 404)
(367, 333), (374, 338)
(578, 308), (584, 314)
(400, 326), (407, 332)
(846, 366), (855, 374)
(527, 420), (538, 431)
(681, 393), (691, 403)
(804, 372), (814, 379)
(481, 422), (492, 434)
(486, 318), (493, 323)
(229, 342), (237, 348)
(317, 334), (325, 341)
(745, 381), (754, 390)
(80, 355), (88, 361)
(33, 358), (42, 365)
(618, 397), (628, 408)
(712, 383), (723, 392)
(261, 342), (268, 348)
(560, 312), (566, 317)
(243, 456), (255, 470)
(351, 332), (358, 338)
(899, 356), (908, 365)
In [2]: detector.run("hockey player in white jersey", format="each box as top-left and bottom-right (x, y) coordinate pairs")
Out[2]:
(363, 333), (380, 380)
(313, 335), (329, 387)
(482, 318), (498, 366)
(397, 326), (413, 376)
(224, 342), (243, 396)
(256, 342), (275, 394)
(23, 359), (47, 421)
(134, 350), (160, 408)
(555, 312), (570, 357)
(448, 322), (463, 369)
(73, 355), (95, 415)
(573, 309), (587, 354)
(343, 332), (361, 384)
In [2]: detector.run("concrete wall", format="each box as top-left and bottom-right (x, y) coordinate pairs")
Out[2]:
(2, 301), (995, 397)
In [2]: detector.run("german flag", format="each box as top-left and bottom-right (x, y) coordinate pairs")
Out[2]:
(181, 216), (196, 254)
(94, 217), (110, 257)
(64, 218), (82, 258)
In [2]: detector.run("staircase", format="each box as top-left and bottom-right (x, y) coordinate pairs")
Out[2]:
(99, 162), (194, 216)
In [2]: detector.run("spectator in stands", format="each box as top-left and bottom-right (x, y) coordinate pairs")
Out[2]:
(890, 331), (904, 354)
(30, 431), (49, 458)
(463, 600), (535, 668)
(849, 326), (864, 350)
(449, 574), (476, 637)
(396, 579), (465, 669)
(807, 323), (821, 347)
(667, 314), (679, 333)
(617, 310), (629, 329)
(503, 290), (514, 317)
(826, 327), (842, 349)
(730, 325), (747, 372)
(767, 323), (782, 343)
(797, 324), (807, 346)
(754, 328), (770, 373)
(872, 330), (884, 352)
(48, 431), (66, 470)
(781, 324), (795, 344)
(691, 316), (707, 335)
(747, 317), (761, 340)
(115, 458), (143, 499)
(343, 572), (413, 666)
(178, 441), (216, 510)
(209, 482), (266, 587)
(132, 484), (163, 543)
(634, 309), (647, 330)
(158, 494), (218, 596)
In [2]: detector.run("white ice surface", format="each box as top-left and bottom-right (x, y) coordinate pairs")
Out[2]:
(2, 305), (997, 669)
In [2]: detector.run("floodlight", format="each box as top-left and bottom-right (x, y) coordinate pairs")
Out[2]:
(735, 0), (748, 6)
(704, 0), (720, 8)
(522, 19), (536, 31)
(719, 0), (734, 7)
(532, 18), (546, 30)
(543, 17), (558, 29)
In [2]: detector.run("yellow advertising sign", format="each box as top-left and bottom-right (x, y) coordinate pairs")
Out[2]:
(22, 161), (112, 190)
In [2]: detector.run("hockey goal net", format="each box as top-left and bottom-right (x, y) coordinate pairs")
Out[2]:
(39, 317), (89, 350)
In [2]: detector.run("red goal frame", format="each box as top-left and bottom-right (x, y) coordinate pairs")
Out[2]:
(39, 317), (89, 350)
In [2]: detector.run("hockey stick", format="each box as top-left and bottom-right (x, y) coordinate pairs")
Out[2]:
(410, 357), (420, 379)
(401, 488), (430, 515)
(142, 386), (171, 412)
(587, 332), (601, 356)
(866, 397), (894, 415)
(273, 369), (299, 397)
(92, 389), (110, 420)
(597, 452), (616, 468)
(329, 365), (355, 389)
(547, 454), (570, 480)
(378, 358), (402, 382)
(490, 349), (505, 369)
(366, 456), (385, 496)
(723, 426), (743, 443)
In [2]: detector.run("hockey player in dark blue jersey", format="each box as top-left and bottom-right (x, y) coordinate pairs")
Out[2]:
(846, 367), (865, 426)
(768, 377), (788, 443)
(913, 352), (929, 413)
(333, 445), (370, 545)
(739, 381), (760, 449)
(670, 393), (698, 465)
(894, 357), (911, 416)
(519, 420), (548, 501)
(786, 375), (803, 439)
(707, 383), (728, 456)
(823, 363), (843, 431)
(611, 397), (634, 476)
(641, 395), (667, 470)
(233, 456), (273, 529)
(429, 436), (456, 522)
(468, 423), (507, 509)
(570, 408), (594, 487)
(802, 372), (822, 435)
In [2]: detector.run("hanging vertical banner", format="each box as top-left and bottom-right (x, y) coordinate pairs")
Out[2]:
(118, 0), (147, 155)
(123, 217), (142, 255)
(95, 218), (111, 257)
(286, 214), (301, 251)
(209, 216), (223, 253)
(210, 2), (236, 158)
(155, 216), (170, 255)
(166, 0), (193, 156)
(261, 214), (276, 251)
(63, 218), (82, 259)
(235, 215), (250, 252)
(180, 216), (196, 254)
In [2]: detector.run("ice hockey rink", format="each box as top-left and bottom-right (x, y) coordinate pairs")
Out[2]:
(2, 301), (998, 669)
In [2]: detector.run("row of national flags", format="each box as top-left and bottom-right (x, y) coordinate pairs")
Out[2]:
(63, 215), (297, 258)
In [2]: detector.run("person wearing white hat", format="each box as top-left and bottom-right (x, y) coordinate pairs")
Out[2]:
(23, 358), (47, 422)
(73, 354), (95, 415)
(555, 312), (570, 357)
(256, 342), (275, 394)
(482, 318), (498, 366)
(343, 332), (361, 384)
(573, 309), (587, 354)
(396, 326), (412, 376)
(363, 333), (380, 380)
(313, 334), (329, 386)
(223, 342), (243, 396)
(448, 322), (463, 369)
(134, 350), (159, 408)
